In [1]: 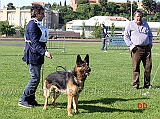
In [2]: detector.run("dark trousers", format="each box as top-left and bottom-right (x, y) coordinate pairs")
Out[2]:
(19, 64), (42, 103)
(101, 38), (106, 50)
(131, 45), (152, 88)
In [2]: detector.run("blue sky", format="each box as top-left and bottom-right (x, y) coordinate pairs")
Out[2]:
(1, 0), (160, 8)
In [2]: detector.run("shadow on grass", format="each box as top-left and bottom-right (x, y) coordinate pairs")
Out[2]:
(78, 97), (149, 105)
(78, 97), (149, 113)
(79, 104), (144, 113)
(45, 97), (149, 113)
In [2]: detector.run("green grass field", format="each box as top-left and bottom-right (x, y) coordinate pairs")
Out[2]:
(0, 41), (160, 119)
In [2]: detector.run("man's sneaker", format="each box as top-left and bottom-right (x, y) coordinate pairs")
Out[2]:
(148, 85), (156, 89)
(29, 100), (41, 106)
(144, 85), (156, 89)
(18, 101), (33, 108)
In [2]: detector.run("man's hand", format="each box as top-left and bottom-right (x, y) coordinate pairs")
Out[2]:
(45, 52), (52, 59)
(132, 47), (138, 53)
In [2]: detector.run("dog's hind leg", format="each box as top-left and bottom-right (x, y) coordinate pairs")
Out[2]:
(67, 94), (73, 116)
(51, 91), (60, 109)
(73, 94), (79, 114)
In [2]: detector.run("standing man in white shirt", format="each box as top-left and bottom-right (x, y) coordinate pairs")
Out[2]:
(124, 10), (155, 90)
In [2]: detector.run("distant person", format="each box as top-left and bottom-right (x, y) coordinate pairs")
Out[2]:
(18, 4), (52, 108)
(101, 24), (108, 52)
(124, 10), (155, 90)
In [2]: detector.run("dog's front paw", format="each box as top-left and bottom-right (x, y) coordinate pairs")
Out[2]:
(68, 113), (73, 116)
(42, 107), (47, 110)
(75, 110), (79, 114)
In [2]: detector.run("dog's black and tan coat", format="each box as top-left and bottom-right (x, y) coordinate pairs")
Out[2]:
(43, 54), (91, 116)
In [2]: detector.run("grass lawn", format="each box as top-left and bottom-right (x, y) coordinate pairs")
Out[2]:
(0, 41), (160, 119)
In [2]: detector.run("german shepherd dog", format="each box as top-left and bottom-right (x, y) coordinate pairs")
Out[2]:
(43, 54), (91, 116)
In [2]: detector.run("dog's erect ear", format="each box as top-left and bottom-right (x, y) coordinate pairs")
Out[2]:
(76, 54), (82, 65)
(84, 54), (89, 65)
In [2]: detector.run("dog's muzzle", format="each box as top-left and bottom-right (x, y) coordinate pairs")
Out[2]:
(85, 67), (91, 76)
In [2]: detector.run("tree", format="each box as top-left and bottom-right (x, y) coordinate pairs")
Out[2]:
(110, 23), (115, 37)
(107, 2), (119, 15)
(99, 0), (108, 14)
(45, 3), (51, 9)
(7, 3), (16, 10)
(91, 22), (101, 39)
(19, 19), (27, 37)
(81, 21), (85, 38)
(51, 2), (58, 10)
(56, 5), (77, 24)
(142, 0), (155, 14)
(157, 28), (160, 37)
(62, 25), (66, 31)
(132, 1), (138, 13)
(60, 1), (62, 6)
(88, 4), (102, 18)
(99, 0), (108, 7)
(21, 6), (31, 9)
(0, 20), (15, 36)
(77, 0), (88, 4)
(64, 0), (67, 6)
(76, 4), (90, 19)
(54, 24), (56, 31)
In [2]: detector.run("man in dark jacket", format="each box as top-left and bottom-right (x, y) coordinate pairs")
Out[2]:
(101, 24), (108, 52)
(18, 4), (52, 108)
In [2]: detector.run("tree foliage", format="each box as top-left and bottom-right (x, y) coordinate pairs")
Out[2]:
(7, 3), (16, 10)
(91, 22), (101, 39)
(1, 1), (160, 38)
(21, 6), (31, 9)
(81, 21), (85, 38)
(156, 2), (160, 12)
(142, 0), (156, 14)
(157, 27), (160, 36)
(49, 0), (160, 25)
(0, 20), (15, 36)
(77, 0), (89, 4)
(110, 23), (115, 37)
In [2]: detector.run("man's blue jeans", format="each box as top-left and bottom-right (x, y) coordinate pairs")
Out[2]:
(101, 38), (106, 50)
(19, 64), (42, 103)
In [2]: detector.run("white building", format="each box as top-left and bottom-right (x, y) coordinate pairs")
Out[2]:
(66, 16), (160, 38)
(0, 6), (59, 28)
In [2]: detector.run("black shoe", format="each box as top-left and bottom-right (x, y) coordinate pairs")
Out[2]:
(144, 85), (155, 89)
(18, 101), (33, 108)
(29, 100), (41, 106)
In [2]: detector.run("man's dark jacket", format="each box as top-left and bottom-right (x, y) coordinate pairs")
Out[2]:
(102, 27), (107, 38)
(22, 20), (46, 65)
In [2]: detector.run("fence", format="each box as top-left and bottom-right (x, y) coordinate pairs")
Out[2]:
(47, 32), (66, 52)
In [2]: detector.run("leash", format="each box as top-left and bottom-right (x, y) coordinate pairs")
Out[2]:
(41, 64), (44, 93)
(52, 57), (67, 71)
(45, 45), (67, 71)
(41, 56), (67, 94)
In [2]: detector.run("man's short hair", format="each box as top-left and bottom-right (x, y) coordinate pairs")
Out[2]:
(31, 4), (45, 18)
(134, 10), (143, 17)
(102, 24), (105, 27)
